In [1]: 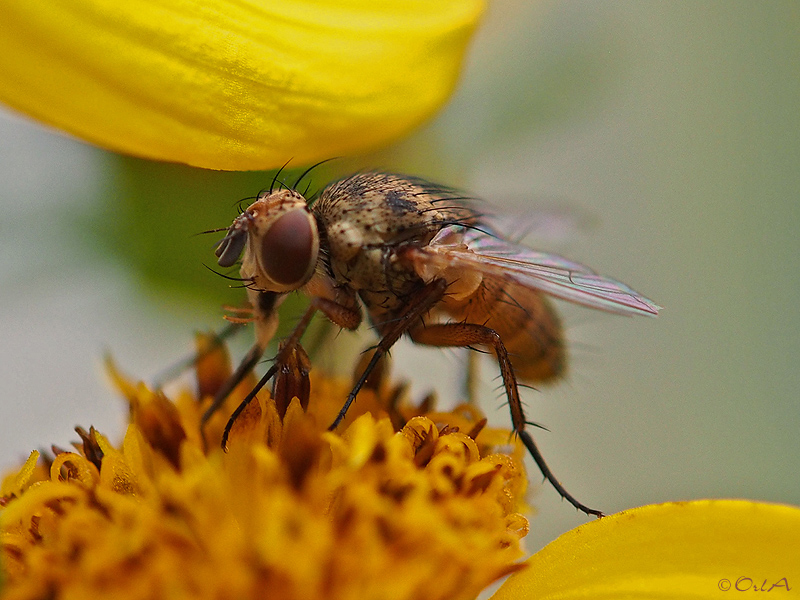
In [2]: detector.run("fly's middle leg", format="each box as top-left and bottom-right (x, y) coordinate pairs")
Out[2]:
(329, 279), (449, 431)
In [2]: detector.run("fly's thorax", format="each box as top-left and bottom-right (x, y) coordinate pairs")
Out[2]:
(315, 174), (458, 257)
(237, 189), (319, 294)
(314, 172), (461, 292)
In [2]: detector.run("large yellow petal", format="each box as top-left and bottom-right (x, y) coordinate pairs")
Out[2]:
(0, 0), (483, 170)
(492, 500), (800, 599)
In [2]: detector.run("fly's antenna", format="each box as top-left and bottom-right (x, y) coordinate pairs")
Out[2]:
(270, 159), (294, 194)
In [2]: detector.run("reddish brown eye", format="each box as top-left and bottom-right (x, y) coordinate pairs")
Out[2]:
(261, 209), (318, 286)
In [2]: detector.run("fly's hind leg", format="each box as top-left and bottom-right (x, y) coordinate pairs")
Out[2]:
(409, 321), (603, 518)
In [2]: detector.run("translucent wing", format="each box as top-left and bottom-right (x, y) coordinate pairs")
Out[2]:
(408, 226), (660, 316)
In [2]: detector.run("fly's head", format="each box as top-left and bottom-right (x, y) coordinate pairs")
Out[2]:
(215, 189), (319, 293)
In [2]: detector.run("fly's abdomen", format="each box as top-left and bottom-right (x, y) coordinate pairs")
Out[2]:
(441, 279), (566, 383)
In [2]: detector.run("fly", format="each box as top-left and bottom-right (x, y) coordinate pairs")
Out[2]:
(203, 171), (661, 517)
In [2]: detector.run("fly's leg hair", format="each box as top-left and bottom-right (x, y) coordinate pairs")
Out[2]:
(409, 321), (604, 518)
(328, 279), (449, 431)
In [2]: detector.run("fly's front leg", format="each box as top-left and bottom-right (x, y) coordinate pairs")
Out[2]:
(270, 294), (363, 419)
(410, 321), (603, 518)
(329, 279), (449, 431)
(219, 289), (363, 449)
(201, 291), (282, 429)
(220, 303), (316, 449)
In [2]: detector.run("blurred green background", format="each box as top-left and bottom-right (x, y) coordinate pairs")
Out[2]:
(1, 1), (798, 553)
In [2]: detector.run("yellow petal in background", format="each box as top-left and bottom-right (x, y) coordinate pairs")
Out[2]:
(492, 500), (800, 600)
(0, 0), (484, 170)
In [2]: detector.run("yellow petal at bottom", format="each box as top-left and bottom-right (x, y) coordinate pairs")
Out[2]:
(492, 499), (800, 600)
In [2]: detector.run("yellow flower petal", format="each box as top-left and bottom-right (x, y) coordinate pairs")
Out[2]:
(0, 0), (484, 170)
(0, 451), (39, 497)
(94, 430), (142, 496)
(491, 499), (800, 599)
(50, 452), (100, 489)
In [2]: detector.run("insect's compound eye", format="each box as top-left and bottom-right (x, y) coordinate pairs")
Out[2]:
(260, 208), (319, 287)
(215, 228), (248, 268)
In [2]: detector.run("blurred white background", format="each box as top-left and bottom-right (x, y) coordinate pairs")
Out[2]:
(1, 1), (798, 554)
